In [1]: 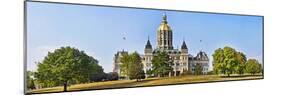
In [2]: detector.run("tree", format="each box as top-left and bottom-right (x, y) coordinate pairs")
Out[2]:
(135, 70), (145, 81)
(245, 59), (262, 75)
(236, 52), (247, 64)
(151, 51), (173, 77)
(120, 52), (145, 81)
(212, 46), (240, 76)
(35, 46), (104, 91)
(194, 64), (203, 75)
(146, 69), (153, 77)
(128, 52), (144, 81)
(235, 52), (247, 75)
(90, 72), (106, 82)
(213, 48), (225, 75)
(235, 63), (245, 75)
(106, 72), (119, 81)
(27, 71), (35, 90)
(120, 53), (130, 77)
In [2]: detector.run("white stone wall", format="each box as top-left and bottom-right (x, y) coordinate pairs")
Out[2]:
(142, 49), (190, 76)
(188, 60), (209, 74)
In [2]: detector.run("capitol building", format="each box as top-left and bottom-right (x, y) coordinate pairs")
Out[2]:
(113, 14), (209, 77)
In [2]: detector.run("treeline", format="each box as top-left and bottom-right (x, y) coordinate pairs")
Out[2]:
(213, 46), (262, 76)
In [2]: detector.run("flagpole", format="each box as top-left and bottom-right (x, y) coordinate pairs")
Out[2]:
(200, 40), (202, 52)
(122, 32), (126, 51)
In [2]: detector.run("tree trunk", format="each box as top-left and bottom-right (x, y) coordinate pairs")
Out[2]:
(63, 81), (67, 92)
(169, 72), (171, 77)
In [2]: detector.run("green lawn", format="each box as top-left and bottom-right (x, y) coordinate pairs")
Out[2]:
(29, 75), (262, 94)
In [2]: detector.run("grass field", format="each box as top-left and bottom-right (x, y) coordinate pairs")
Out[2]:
(29, 75), (263, 94)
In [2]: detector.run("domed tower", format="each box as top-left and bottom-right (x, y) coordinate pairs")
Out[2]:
(157, 13), (173, 50)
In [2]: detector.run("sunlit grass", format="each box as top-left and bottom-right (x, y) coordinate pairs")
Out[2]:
(29, 75), (262, 94)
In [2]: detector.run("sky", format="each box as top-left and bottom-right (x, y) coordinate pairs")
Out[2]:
(26, 2), (263, 73)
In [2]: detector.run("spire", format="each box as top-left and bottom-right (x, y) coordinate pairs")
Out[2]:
(145, 36), (152, 49)
(181, 40), (187, 49)
(162, 13), (167, 24)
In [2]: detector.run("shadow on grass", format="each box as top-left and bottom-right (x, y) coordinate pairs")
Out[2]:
(70, 78), (160, 91)
(219, 74), (263, 78)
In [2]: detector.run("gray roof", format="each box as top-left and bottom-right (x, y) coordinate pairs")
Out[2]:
(195, 51), (209, 60)
(145, 39), (152, 49)
(181, 41), (187, 49)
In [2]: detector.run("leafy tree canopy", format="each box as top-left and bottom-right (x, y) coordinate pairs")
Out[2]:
(35, 46), (104, 89)
(212, 46), (247, 76)
(245, 59), (262, 75)
(120, 52), (145, 81)
(151, 51), (173, 77)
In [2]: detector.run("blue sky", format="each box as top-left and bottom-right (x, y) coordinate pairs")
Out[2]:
(27, 2), (263, 73)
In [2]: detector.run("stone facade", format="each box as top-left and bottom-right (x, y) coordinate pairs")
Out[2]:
(188, 51), (209, 74)
(113, 14), (209, 77)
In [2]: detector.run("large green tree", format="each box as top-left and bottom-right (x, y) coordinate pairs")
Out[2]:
(151, 51), (173, 77)
(212, 46), (246, 76)
(120, 52), (145, 81)
(35, 46), (104, 91)
(245, 59), (262, 75)
(128, 52), (145, 81)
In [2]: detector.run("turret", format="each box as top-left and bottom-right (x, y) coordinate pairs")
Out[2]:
(145, 37), (153, 54)
(181, 41), (188, 53)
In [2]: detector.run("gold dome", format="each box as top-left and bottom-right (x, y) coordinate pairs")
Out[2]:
(158, 23), (171, 31)
(158, 14), (172, 31)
